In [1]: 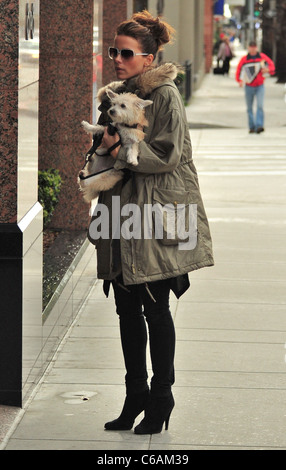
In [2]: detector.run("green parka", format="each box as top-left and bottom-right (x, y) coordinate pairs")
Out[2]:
(92, 63), (214, 285)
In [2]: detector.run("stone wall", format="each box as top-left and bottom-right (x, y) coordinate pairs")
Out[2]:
(39, 0), (95, 230)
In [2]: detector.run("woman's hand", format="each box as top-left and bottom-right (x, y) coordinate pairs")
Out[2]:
(102, 126), (121, 159)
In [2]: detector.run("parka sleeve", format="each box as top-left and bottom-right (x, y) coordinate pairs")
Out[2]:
(113, 89), (185, 174)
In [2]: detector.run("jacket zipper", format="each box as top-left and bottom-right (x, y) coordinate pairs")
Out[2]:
(130, 173), (137, 277)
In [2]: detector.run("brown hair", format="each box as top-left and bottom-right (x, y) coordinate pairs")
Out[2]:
(116, 10), (175, 59)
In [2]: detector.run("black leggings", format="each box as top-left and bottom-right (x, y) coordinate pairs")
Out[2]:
(112, 275), (175, 397)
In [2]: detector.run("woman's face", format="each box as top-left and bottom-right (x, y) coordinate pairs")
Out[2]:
(112, 35), (154, 80)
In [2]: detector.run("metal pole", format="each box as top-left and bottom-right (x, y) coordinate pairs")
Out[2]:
(157, 0), (165, 64)
(249, 0), (255, 41)
(270, 0), (277, 64)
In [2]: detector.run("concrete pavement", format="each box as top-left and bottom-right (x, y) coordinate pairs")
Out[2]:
(1, 44), (286, 451)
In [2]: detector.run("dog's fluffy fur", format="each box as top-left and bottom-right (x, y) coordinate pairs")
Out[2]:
(78, 165), (124, 203)
(78, 89), (152, 203)
(82, 89), (152, 166)
(78, 64), (179, 203)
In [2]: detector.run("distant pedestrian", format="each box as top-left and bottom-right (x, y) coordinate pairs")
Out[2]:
(217, 36), (234, 75)
(236, 41), (275, 133)
(213, 32), (225, 56)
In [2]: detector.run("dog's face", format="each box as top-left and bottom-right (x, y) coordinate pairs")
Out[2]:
(107, 90), (152, 126)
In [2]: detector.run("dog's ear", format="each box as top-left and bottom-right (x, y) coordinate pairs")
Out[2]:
(106, 89), (117, 101)
(136, 98), (153, 109)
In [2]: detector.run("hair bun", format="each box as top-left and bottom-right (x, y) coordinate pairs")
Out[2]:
(132, 10), (175, 49)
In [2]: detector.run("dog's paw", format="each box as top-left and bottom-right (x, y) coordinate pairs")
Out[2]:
(127, 156), (139, 166)
(81, 121), (90, 132)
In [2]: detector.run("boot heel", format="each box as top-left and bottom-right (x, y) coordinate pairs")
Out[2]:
(134, 394), (175, 435)
(165, 411), (172, 430)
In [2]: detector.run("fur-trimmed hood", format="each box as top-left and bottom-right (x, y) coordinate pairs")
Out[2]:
(98, 63), (180, 102)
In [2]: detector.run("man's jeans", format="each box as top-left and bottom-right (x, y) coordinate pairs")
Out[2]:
(245, 84), (265, 130)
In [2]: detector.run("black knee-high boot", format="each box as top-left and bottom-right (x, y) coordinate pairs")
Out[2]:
(119, 313), (149, 395)
(142, 280), (176, 398)
(105, 389), (150, 431)
(105, 313), (149, 430)
(105, 281), (149, 430)
(147, 309), (175, 397)
(134, 280), (176, 434)
(134, 309), (175, 434)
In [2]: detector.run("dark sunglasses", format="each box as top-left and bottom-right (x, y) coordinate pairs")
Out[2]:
(108, 47), (149, 60)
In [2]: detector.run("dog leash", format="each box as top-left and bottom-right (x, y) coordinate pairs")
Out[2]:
(80, 120), (143, 181)
(79, 125), (122, 181)
(94, 122), (122, 157)
(104, 139), (122, 156)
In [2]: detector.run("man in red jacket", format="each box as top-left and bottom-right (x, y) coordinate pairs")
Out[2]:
(236, 41), (275, 133)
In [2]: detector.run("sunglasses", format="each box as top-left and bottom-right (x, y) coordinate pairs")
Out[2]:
(108, 47), (149, 60)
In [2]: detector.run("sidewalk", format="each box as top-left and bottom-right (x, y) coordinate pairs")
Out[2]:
(1, 44), (286, 451)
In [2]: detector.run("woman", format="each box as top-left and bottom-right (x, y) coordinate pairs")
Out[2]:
(92, 11), (214, 434)
(217, 36), (233, 75)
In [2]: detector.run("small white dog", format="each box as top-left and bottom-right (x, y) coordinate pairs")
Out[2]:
(81, 89), (153, 166)
(78, 89), (152, 202)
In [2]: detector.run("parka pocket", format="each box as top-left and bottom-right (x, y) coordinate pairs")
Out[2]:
(151, 188), (196, 246)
